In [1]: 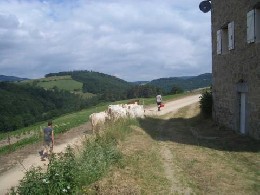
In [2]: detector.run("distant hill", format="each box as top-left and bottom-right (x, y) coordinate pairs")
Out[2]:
(22, 75), (83, 92)
(0, 75), (28, 82)
(0, 82), (94, 132)
(20, 70), (211, 98)
(45, 70), (133, 101)
(131, 81), (150, 85)
(148, 73), (212, 92)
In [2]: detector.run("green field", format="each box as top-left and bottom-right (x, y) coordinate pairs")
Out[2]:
(22, 75), (83, 92)
(0, 92), (193, 155)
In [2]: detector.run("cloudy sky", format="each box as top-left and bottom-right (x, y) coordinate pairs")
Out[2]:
(0, 0), (211, 81)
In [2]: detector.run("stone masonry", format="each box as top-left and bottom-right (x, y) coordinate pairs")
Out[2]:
(211, 0), (260, 139)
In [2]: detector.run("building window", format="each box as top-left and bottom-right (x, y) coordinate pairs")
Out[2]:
(247, 8), (260, 43)
(217, 21), (235, 55)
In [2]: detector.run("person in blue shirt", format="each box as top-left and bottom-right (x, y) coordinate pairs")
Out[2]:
(39, 121), (54, 161)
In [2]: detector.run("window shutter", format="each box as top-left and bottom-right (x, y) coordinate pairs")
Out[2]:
(228, 21), (235, 50)
(217, 30), (222, 54)
(256, 9), (260, 42)
(247, 10), (255, 43)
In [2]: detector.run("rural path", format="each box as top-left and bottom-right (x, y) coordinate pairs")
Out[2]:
(0, 123), (92, 195)
(0, 94), (200, 194)
(145, 94), (201, 116)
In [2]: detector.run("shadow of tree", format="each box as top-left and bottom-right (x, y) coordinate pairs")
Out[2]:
(137, 115), (260, 152)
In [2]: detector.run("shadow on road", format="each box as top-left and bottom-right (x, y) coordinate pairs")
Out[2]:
(137, 115), (260, 153)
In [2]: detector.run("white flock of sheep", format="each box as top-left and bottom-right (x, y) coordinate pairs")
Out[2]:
(89, 102), (145, 134)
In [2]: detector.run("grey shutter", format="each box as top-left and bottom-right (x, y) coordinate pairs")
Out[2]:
(247, 10), (255, 43)
(228, 21), (235, 50)
(217, 30), (222, 54)
(256, 9), (260, 42)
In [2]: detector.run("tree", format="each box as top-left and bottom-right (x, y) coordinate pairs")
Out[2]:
(170, 85), (183, 94)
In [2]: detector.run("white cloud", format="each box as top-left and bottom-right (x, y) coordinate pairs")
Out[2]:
(0, 0), (211, 81)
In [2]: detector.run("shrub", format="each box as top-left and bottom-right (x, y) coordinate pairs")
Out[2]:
(10, 119), (135, 194)
(199, 89), (213, 118)
(12, 147), (77, 195)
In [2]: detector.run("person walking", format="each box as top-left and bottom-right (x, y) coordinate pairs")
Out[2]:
(39, 121), (54, 161)
(156, 94), (162, 111)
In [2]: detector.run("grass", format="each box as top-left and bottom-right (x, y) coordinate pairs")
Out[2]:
(7, 92), (260, 194)
(21, 75), (83, 92)
(0, 104), (107, 155)
(84, 102), (259, 194)
(136, 103), (260, 194)
(0, 92), (199, 156)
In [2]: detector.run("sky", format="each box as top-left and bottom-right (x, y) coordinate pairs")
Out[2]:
(0, 0), (211, 82)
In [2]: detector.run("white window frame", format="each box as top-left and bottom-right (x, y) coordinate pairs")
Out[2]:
(247, 10), (255, 43)
(228, 21), (235, 50)
(217, 30), (222, 54)
(247, 9), (260, 43)
(217, 21), (235, 54)
(256, 9), (260, 42)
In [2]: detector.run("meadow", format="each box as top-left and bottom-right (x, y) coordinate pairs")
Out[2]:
(0, 92), (191, 155)
(22, 75), (83, 92)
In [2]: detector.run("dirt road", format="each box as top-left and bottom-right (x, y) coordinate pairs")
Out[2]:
(145, 94), (201, 116)
(0, 123), (92, 195)
(0, 94), (200, 194)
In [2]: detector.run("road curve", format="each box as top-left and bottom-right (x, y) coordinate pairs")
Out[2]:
(145, 94), (201, 116)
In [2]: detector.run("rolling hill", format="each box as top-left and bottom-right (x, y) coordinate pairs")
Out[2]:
(22, 75), (83, 92)
(9, 71), (211, 95)
(148, 73), (212, 92)
(0, 75), (28, 82)
(45, 70), (133, 100)
(0, 71), (212, 132)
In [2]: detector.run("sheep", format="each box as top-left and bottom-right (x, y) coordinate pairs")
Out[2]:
(107, 105), (128, 121)
(89, 111), (109, 134)
(89, 104), (145, 135)
(108, 104), (145, 120)
(126, 104), (145, 119)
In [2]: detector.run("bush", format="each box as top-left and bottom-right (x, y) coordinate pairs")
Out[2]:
(12, 147), (77, 195)
(10, 119), (135, 194)
(199, 89), (213, 118)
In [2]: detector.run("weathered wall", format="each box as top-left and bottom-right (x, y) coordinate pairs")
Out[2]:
(211, 0), (260, 139)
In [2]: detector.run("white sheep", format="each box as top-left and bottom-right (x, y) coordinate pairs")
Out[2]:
(127, 104), (145, 118)
(89, 111), (109, 134)
(107, 105), (128, 121)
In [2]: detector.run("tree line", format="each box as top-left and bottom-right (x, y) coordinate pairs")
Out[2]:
(46, 70), (131, 101)
(0, 70), (185, 132)
(0, 82), (100, 132)
(45, 70), (183, 101)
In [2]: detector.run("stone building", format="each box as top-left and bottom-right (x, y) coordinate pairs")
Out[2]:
(211, 0), (260, 139)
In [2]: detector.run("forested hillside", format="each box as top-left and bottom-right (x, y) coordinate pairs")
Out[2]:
(0, 75), (28, 82)
(0, 71), (211, 132)
(46, 70), (132, 101)
(149, 73), (212, 92)
(126, 84), (162, 99)
(0, 82), (99, 132)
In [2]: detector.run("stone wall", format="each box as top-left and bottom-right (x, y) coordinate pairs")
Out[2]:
(211, 0), (260, 139)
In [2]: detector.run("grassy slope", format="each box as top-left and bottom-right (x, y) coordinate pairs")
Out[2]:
(90, 103), (260, 194)
(0, 105), (106, 154)
(22, 76), (83, 92)
(0, 92), (189, 154)
(3, 91), (259, 194)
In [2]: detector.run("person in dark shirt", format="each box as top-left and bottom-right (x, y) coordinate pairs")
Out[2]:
(39, 121), (54, 161)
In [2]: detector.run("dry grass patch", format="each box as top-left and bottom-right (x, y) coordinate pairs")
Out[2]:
(83, 102), (259, 195)
(157, 104), (260, 195)
(89, 125), (170, 195)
